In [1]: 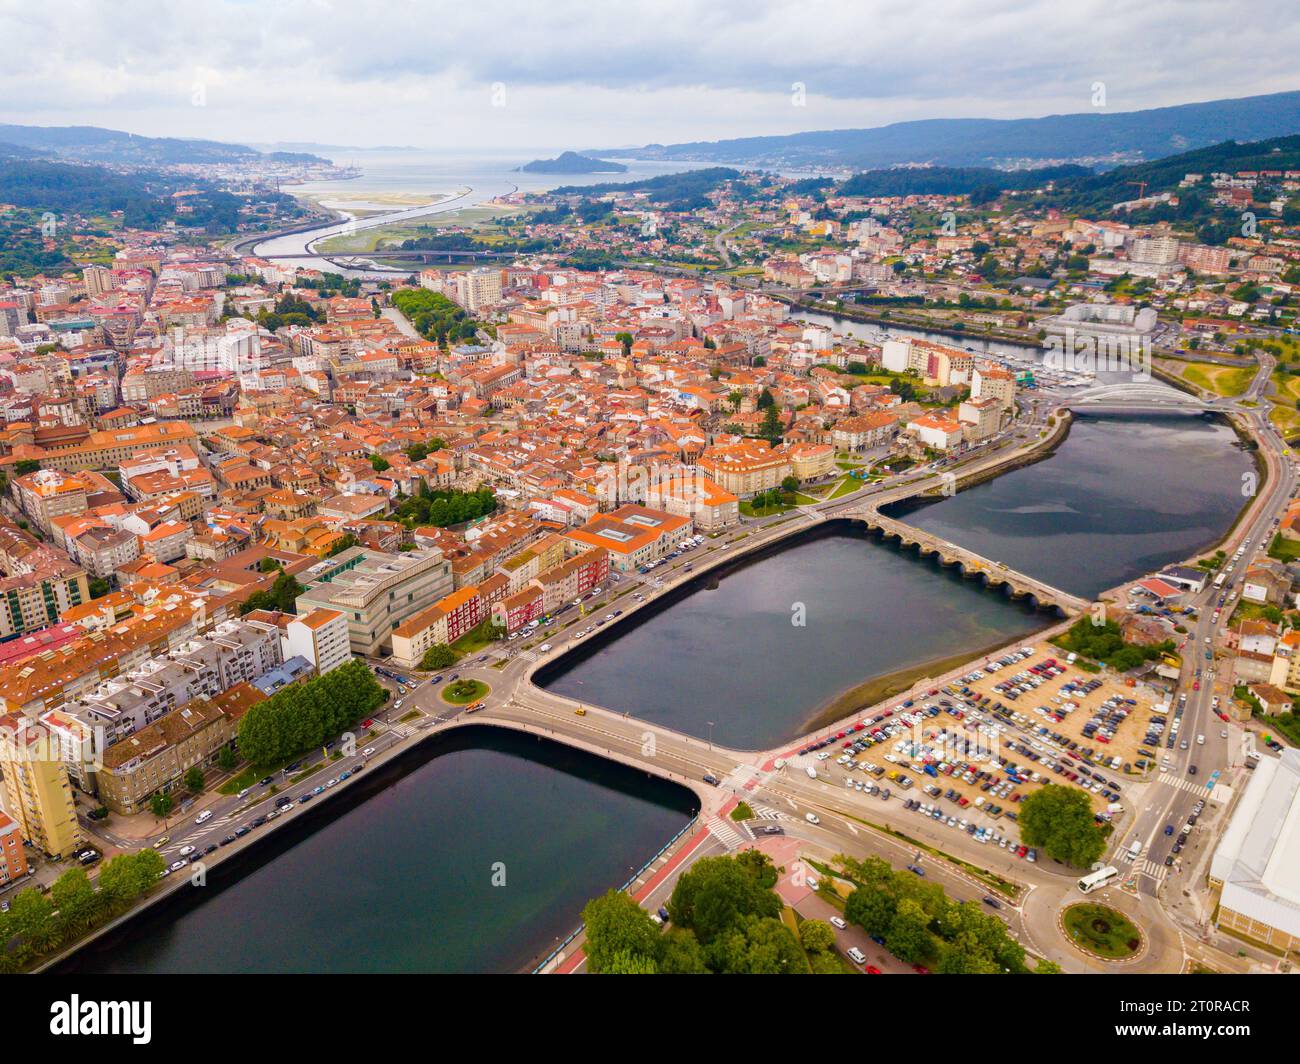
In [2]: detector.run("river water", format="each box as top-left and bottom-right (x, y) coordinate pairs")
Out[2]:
(62, 727), (697, 974)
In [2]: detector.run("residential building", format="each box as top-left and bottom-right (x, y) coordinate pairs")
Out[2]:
(0, 715), (81, 858)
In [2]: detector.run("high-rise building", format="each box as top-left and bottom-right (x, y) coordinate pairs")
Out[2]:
(0, 716), (81, 859)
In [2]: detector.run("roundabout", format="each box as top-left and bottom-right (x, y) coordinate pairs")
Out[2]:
(442, 678), (490, 705)
(1061, 902), (1146, 962)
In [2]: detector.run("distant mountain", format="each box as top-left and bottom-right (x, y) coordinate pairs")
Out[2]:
(596, 91), (1300, 171)
(518, 151), (628, 174)
(0, 123), (330, 167)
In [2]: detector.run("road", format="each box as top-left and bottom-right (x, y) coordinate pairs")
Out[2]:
(1112, 353), (1296, 919)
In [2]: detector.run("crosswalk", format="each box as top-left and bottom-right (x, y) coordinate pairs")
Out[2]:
(1158, 775), (1211, 796)
(1135, 858), (1168, 882)
(707, 817), (747, 851)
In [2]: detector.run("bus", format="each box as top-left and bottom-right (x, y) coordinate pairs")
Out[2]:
(1213, 572), (1227, 589)
(1077, 865), (1121, 893)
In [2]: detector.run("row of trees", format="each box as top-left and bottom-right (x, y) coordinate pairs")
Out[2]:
(237, 659), (385, 766)
(839, 854), (1057, 973)
(0, 851), (165, 973)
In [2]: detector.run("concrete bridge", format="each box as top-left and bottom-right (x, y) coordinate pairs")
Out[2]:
(845, 508), (1090, 615)
(1064, 380), (1220, 411)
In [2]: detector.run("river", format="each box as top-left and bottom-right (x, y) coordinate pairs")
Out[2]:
(61, 726), (697, 974)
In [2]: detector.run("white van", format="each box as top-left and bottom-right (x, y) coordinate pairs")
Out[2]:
(194, 809), (213, 825)
(805, 812), (821, 825)
(806, 765), (818, 779)
(846, 946), (867, 965)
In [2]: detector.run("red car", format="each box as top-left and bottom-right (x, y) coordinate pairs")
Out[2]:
(1016, 845), (1028, 859)
(361, 718), (373, 728)
(866, 965), (882, 974)
(1192, 681), (1200, 691)
(912, 964), (931, 975)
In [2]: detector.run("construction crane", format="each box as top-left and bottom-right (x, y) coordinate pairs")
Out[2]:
(1128, 181), (1148, 199)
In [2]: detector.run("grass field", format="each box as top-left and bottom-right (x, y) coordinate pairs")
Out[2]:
(316, 203), (530, 253)
(1177, 361), (1255, 397)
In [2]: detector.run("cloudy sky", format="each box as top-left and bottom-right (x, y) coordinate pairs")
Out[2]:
(1, 0), (1295, 155)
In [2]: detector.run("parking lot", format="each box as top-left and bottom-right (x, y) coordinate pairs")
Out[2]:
(787, 643), (1169, 857)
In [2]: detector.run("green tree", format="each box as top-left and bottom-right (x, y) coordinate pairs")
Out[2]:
(51, 867), (101, 935)
(184, 766), (205, 794)
(884, 898), (934, 964)
(217, 745), (237, 772)
(150, 792), (173, 819)
(844, 884), (897, 937)
(6, 888), (57, 952)
(668, 855), (781, 944)
(420, 644), (458, 670)
(370, 454), (391, 473)
(656, 927), (709, 973)
(799, 918), (836, 954)
(581, 889), (662, 974)
(1019, 785), (1106, 867)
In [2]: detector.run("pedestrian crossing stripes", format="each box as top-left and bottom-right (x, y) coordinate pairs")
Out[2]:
(707, 817), (746, 851)
(1136, 858), (1168, 882)
(751, 805), (789, 821)
(1160, 776), (1210, 796)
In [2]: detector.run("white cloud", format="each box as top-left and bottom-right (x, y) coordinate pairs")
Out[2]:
(0, 0), (1294, 151)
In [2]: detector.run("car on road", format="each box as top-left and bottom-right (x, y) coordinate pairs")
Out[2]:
(194, 810), (213, 825)
(702, 773), (720, 786)
(805, 812), (821, 825)
(363, 746), (376, 756)
(1164, 824), (1174, 836)
(1188, 765), (1198, 775)
(259, 776), (273, 787)
(236, 788), (251, 800)
(982, 896), (1001, 909)
(846, 946), (867, 965)
(169, 860), (187, 872)
(313, 785), (325, 795)
(759, 825), (783, 836)
(866, 965), (882, 975)
(830, 916), (847, 929)
(179, 845), (196, 856)
(220, 834), (237, 846)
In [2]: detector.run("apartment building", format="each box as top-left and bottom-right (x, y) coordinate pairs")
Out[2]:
(286, 608), (352, 675)
(390, 586), (487, 667)
(698, 440), (791, 497)
(12, 469), (89, 534)
(830, 411), (900, 453)
(0, 519), (90, 640)
(0, 715), (81, 858)
(295, 547), (454, 656)
(566, 504), (693, 573)
(95, 684), (263, 816)
(644, 476), (738, 531)
(958, 396), (1004, 441)
(0, 813), (29, 886)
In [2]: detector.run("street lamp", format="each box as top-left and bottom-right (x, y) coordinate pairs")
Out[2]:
(707, 721), (715, 750)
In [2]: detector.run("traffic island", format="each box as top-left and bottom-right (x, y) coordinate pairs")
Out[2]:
(442, 679), (490, 705)
(1060, 902), (1146, 962)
